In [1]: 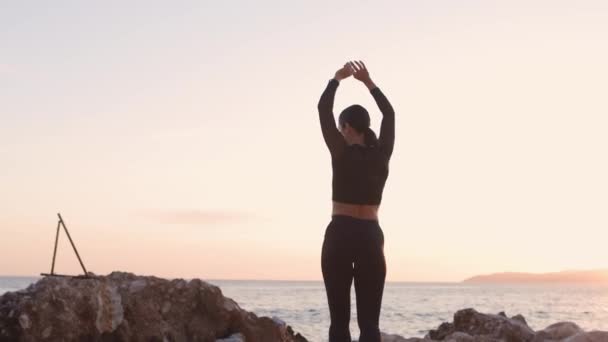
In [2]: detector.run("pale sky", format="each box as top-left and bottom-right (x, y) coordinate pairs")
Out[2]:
(1, 1), (607, 282)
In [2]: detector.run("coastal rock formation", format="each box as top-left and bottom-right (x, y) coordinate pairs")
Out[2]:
(0, 272), (307, 342)
(420, 308), (608, 342)
(377, 308), (608, 342)
(426, 308), (535, 341)
(2, 275), (608, 342)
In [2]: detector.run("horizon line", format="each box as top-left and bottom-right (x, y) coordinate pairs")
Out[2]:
(0, 274), (461, 284)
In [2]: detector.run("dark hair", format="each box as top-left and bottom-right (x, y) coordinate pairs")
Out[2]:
(338, 104), (378, 147)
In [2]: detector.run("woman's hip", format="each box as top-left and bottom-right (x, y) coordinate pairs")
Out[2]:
(324, 215), (384, 245)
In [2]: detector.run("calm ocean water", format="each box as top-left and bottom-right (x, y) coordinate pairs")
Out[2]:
(2, 277), (608, 341)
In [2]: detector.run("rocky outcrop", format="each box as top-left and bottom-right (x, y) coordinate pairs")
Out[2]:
(0, 272), (307, 342)
(2, 275), (607, 342)
(426, 309), (535, 341)
(419, 308), (608, 342)
(377, 308), (608, 342)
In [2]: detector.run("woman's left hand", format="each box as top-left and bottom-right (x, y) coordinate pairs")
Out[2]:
(349, 60), (376, 89)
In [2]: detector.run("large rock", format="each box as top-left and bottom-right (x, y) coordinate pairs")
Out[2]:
(533, 322), (583, 341)
(535, 322), (608, 342)
(420, 308), (608, 342)
(427, 308), (534, 341)
(0, 272), (308, 342)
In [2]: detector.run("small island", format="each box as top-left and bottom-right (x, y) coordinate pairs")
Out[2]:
(462, 269), (608, 284)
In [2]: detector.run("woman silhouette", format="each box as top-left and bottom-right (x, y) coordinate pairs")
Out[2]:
(317, 61), (395, 342)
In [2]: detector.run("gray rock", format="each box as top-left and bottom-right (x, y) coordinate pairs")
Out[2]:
(41, 326), (52, 339)
(564, 330), (608, 342)
(450, 308), (535, 341)
(511, 314), (528, 327)
(18, 314), (30, 330)
(128, 279), (147, 293)
(94, 282), (123, 333)
(216, 332), (245, 342)
(444, 331), (475, 341)
(428, 322), (456, 340)
(422, 309), (608, 342)
(534, 321), (583, 341)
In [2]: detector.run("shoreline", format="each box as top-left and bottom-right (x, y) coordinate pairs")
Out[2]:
(2, 272), (608, 341)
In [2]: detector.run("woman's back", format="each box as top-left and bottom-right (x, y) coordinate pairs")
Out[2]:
(331, 144), (390, 205)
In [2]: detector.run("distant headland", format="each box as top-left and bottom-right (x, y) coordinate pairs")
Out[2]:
(463, 269), (608, 284)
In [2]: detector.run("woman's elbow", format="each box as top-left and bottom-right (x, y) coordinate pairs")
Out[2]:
(317, 100), (326, 111)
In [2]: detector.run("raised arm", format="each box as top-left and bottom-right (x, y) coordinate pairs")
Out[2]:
(317, 64), (352, 156)
(349, 60), (395, 159)
(370, 86), (395, 158)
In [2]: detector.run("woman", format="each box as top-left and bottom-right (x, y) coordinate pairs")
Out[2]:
(318, 60), (395, 342)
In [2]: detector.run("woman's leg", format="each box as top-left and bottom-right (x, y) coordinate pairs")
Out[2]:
(322, 220), (354, 342)
(353, 225), (386, 342)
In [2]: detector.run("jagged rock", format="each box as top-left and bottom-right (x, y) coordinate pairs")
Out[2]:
(533, 322), (583, 341)
(564, 331), (608, 342)
(428, 322), (455, 340)
(511, 314), (528, 327)
(0, 272), (308, 342)
(453, 308), (535, 341)
(426, 308), (535, 341)
(421, 309), (608, 342)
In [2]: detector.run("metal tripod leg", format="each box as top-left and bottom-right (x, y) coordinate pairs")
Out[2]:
(57, 213), (89, 276)
(50, 220), (61, 275)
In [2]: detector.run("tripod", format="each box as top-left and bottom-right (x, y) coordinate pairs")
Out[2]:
(41, 213), (92, 279)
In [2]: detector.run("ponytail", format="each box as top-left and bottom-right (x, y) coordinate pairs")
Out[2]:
(364, 127), (378, 147)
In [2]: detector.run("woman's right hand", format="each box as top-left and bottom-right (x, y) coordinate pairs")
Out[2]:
(333, 63), (353, 81)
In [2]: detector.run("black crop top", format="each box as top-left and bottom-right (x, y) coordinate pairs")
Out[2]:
(317, 78), (395, 205)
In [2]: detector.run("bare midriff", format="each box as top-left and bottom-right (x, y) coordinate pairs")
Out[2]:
(332, 201), (379, 221)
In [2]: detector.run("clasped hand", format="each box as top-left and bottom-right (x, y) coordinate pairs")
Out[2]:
(333, 60), (376, 90)
(334, 60), (371, 83)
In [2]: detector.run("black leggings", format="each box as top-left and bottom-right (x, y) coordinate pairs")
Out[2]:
(321, 214), (387, 342)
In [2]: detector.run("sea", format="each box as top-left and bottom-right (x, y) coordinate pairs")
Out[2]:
(2, 277), (608, 341)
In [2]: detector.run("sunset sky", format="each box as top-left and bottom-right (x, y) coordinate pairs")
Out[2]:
(1, 1), (607, 282)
